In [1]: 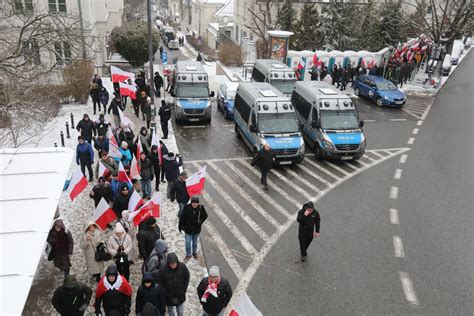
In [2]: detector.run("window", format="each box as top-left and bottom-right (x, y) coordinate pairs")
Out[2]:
(49, 0), (66, 12)
(22, 39), (41, 65)
(234, 94), (251, 122)
(292, 92), (311, 120)
(14, 0), (33, 12)
(251, 67), (265, 82)
(54, 42), (71, 65)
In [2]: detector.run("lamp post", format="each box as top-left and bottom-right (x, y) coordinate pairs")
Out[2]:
(147, 0), (155, 105)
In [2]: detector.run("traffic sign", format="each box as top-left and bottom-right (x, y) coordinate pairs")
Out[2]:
(162, 52), (168, 65)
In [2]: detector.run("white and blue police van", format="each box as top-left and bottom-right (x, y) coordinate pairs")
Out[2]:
(291, 81), (366, 160)
(251, 59), (297, 97)
(234, 82), (305, 165)
(171, 61), (214, 123)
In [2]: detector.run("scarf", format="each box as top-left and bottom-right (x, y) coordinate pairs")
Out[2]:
(95, 274), (132, 299)
(201, 277), (220, 303)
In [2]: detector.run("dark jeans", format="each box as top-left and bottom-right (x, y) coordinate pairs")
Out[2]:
(80, 163), (93, 180)
(298, 232), (314, 257)
(154, 170), (161, 190)
(155, 86), (161, 97)
(260, 169), (269, 187)
(92, 99), (100, 114)
(132, 103), (140, 117)
(116, 259), (130, 281)
(161, 122), (169, 138)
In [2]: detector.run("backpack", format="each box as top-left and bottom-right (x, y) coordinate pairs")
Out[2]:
(142, 251), (164, 275)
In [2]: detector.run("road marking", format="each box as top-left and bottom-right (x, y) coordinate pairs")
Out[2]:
(304, 158), (341, 181)
(416, 120), (423, 126)
(195, 162), (270, 244)
(412, 128), (419, 135)
(390, 208), (399, 224)
(394, 168), (403, 180)
(407, 137), (415, 145)
(420, 98), (434, 120)
(399, 154), (408, 164)
(390, 186), (399, 199)
(296, 163), (334, 188)
(369, 150), (385, 159)
(324, 161), (351, 176)
(393, 236), (405, 257)
(364, 119), (376, 123)
(207, 161), (281, 228)
(399, 272), (420, 305)
(389, 118), (407, 122)
(182, 125), (207, 129)
(280, 167), (322, 192)
(221, 124), (234, 127)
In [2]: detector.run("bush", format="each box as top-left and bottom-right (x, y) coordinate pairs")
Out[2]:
(187, 36), (217, 61)
(217, 42), (243, 66)
(61, 59), (94, 103)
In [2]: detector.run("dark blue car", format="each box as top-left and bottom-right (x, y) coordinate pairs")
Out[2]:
(353, 75), (406, 107)
(217, 82), (238, 119)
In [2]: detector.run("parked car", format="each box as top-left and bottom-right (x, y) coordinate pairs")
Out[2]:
(450, 40), (464, 65)
(217, 82), (239, 119)
(353, 75), (406, 107)
(442, 54), (452, 76)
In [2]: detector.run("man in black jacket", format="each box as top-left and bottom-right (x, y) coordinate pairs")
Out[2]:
(158, 99), (171, 139)
(136, 272), (166, 315)
(95, 265), (132, 316)
(163, 152), (183, 199)
(52, 274), (92, 316)
(90, 177), (113, 207)
(170, 171), (189, 218)
(251, 144), (274, 191)
(90, 83), (101, 114)
(154, 72), (164, 98)
(157, 252), (190, 316)
(108, 92), (124, 128)
(95, 113), (110, 136)
(112, 183), (132, 218)
(179, 195), (208, 262)
(149, 145), (162, 191)
(137, 217), (162, 260)
(197, 266), (232, 316)
(76, 113), (96, 143)
(297, 201), (321, 262)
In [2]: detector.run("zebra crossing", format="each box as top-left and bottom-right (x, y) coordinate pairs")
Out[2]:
(183, 147), (410, 291)
(402, 95), (435, 120)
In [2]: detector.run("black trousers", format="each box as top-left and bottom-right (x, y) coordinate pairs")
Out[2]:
(161, 122), (169, 139)
(298, 232), (314, 257)
(116, 259), (130, 281)
(260, 169), (269, 187)
(154, 169), (161, 190)
(92, 99), (100, 114)
(80, 163), (93, 180)
(132, 103), (140, 117)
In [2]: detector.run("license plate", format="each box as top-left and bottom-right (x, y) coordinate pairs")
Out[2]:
(279, 161), (292, 165)
(189, 118), (199, 122)
(341, 156), (353, 160)
(396, 101), (404, 105)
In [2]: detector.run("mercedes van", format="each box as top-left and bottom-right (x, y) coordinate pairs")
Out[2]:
(251, 59), (297, 96)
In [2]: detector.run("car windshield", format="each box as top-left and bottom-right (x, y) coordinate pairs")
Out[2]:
(270, 80), (296, 95)
(258, 112), (299, 134)
(226, 91), (236, 100)
(376, 81), (397, 90)
(176, 83), (209, 98)
(320, 110), (359, 130)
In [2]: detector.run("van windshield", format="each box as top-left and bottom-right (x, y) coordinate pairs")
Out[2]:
(176, 83), (209, 98)
(258, 112), (299, 134)
(320, 110), (359, 130)
(270, 80), (296, 95)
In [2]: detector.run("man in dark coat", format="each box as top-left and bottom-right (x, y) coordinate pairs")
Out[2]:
(98, 87), (109, 113)
(112, 183), (132, 218)
(197, 266), (232, 316)
(95, 113), (111, 136)
(76, 136), (94, 182)
(90, 83), (101, 115)
(95, 265), (132, 316)
(340, 68), (349, 91)
(297, 201), (321, 262)
(331, 65), (339, 86)
(139, 151), (154, 199)
(158, 99), (171, 139)
(90, 176), (113, 207)
(108, 92), (124, 128)
(163, 152), (183, 199)
(137, 217), (163, 260)
(149, 145), (162, 191)
(52, 274), (92, 316)
(76, 113), (96, 143)
(92, 74), (103, 88)
(179, 195), (208, 262)
(170, 171), (189, 218)
(93, 134), (109, 157)
(96, 151), (119, 180)
(154, 72), (164, 98)
(47, 219), (74, 275)
(251, 144), (274, 190)
(136, 272), (166, 316)
(157, 252), (190, 316)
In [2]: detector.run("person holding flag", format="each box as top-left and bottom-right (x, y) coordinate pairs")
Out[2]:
(137, 127), (152, 156)
(107, 92), (124, 128)
(178, 195), (208, 262)
(89, 176), (113, 207)
(113, 183), (133, 218)
(95, 151), (118, 180)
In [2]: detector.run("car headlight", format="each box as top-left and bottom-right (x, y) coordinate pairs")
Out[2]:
(204, 103), (212, 113)
(384, 95), (389, 100)
(175, 102), (184, 113)
(361, 139), (366, 149)
(323, 140), (334, 150)
(299, 143), (305, 153)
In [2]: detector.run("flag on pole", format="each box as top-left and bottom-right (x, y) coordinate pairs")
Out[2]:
(150, 130), (163, 166)
(117, 107), (134, 129)
(297, 59), (305, 71)
(136, 136), (143, 159)
(92, 197), (117, 230)
(129, 193), (161, 226)
(130, 155), (141, 180)
(186, 166), (206, 197)
(107, 127), (122, 158)
(67, 167), (88, 201)
(111, 66), (134, 83)
(128, 189), (145, 211)
(119, 82), (137, 100)
(118, 161), (132, 185)
(98, 160), (110, 179)
(229, 292), (262, 316)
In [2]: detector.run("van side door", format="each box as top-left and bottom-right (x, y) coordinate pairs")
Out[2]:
(311, 105), (322, 147)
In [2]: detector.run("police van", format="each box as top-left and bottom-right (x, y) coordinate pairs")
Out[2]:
(291, 81), (366, 160)
(171, 61), (214, 123)
(234, 82), (305, 164)
(251, 59), (297, 96)
(161, 26), (179, 50)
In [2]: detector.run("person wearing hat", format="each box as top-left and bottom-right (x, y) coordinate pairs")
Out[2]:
(90, 176), (113, 207)
(157, 252), (190, 316)
(95, 113), (111, 136)
(142, 239), (168, 282)
(178, 195), (208, 262)
(139, 151), (154, 199)
(119, 141), (132, 167)
(52, 274), (92, 316)
(47, 219), (74, 275)
(197, 266), (232, 316)
(297, 201), (321, 261)
(76, 135), (95, 182)
(93, 133), (110, 158)
(113, 183), (132, 218)
(80, 222), (105, 282)
(163, 152), (183, 199)
(118, 124), (135, 154)
(98, 86), (109, 113)
(108, 92), (124, 128)
(95, 265), (132, 316)
(154, 71), (164, 98)
(158, 99), (171, 139)
(170, 171), (189, 218)
(90, 82), (101, 115)
(149, 143), (166, 191)
(137, 217), (164, 260)
(107, 223), (133, 280)
(76, 113), (96, 143)
(136, 272), (166, 315)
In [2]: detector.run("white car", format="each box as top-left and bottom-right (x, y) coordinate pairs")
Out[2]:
(442, 54), (451, 76)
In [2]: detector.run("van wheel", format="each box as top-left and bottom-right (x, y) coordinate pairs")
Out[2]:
(354, 87), (360, 96)
(235, 124), (241, 139)
(376, 97), (384, 107)
(314, 144), (323, 161)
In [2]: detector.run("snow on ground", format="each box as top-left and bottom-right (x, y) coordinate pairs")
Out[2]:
(21, 78), (206, 315)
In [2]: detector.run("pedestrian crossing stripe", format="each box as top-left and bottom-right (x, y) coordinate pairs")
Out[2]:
(185, 147), (410, 310)
(401, 96), (435, 120)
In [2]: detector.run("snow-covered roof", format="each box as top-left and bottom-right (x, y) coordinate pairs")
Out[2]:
(0, 147), (74, 315)
(214, 0), (234, 17)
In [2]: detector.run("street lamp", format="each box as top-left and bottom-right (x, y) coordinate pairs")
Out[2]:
(147, 0), (155, 105)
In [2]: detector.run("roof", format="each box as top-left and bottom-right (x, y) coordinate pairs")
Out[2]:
(0, 147), (74, 315)
(214, 0), (234, 17)
(223, 82), (239, 91)
(176, 60), (206, 73)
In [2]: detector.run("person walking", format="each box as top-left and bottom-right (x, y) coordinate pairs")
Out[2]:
(112, 183), (132, 218)
(149, 145), (162, 191)
(108, 92), (124, 128)
(95, 265), (132, 316)
(107, 223), (133, 281)
(163, 152), (183, 199)
(157, 253), (190, 316)
(76, 113), (96, 143)
(80, 222), (105, 282)
(89, 176), (113, 207)
(138, 127), (152, 156)
(158, 100), (171, 139)
(170, 171), (189, 218)
(119, 141), (132, 167)
(92, 74), (103, 88)
(93, 134), (109, 158)
(76, 136), (94, 182)
(118, 124), (135, 153)
(142, 239), (168, 282)
(144, 97), (152, 129)
(136, 272), (167, 316)
(47, 219), (74, 276)
(297, 201), (321, 262)
(90, 83), (101, 115)
(340, 68), (349, 91)
(98, 86), (109, 114)
(138, 91), (148, 122)
(96, 151), (119, 180)
(137, 217), (163, 261)
(251, 144), (274, 191)
(197, 52), (203, 62)
(197, 266), (232, 316)
(309, 65), (319, 81)
(95, 113), (110, 136)
(154, 72), (164, 98)
(139, 152), (154, 199)
(52, 275), (92, 316)
(178, 195), (208, 262)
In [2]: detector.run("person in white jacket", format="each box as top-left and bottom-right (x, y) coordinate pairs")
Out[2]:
(80, 222), (105, 282)
(120, 210), (139, 262)
(107, 222), (133, 280)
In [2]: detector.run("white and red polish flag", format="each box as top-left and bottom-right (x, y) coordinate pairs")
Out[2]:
(150, 130), (163, 166)
(128, 189), (145, 211)
(111, 66), (134, 83)
(119, 82), (137, 100)
(67, 167), (88, 201)
(136, 135), (143, 159)
(118, 161), (132, 185)
(106, 126), (122, 158)
(130, 155), (141, 180)
(186, 166), (206, 197)
(98, 160), (111, 179)
(92, 197), (117, 230)
(117, 107), (134, 129)
(297, 59), (305, 71)
(129, 192), (161, 226)
(229, 292), (262, 316)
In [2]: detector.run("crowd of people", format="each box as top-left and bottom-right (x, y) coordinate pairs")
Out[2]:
(46, 73), (233, 316)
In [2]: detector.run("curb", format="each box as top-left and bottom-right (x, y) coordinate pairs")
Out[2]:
(434, 48), (472, 96)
